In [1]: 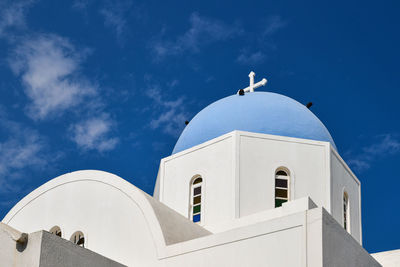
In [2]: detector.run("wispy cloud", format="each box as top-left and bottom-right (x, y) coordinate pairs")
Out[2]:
(72, 0), (91, 10)
(347, 134), (400, 172)
(0, 130), (45, 177)
(9, 34), (96, 120)
(0, 0), (34, 38)
(8, 33), (119, 153)
(237, 50), (266, 65)
(236, 15), (286, 66)
(99, 0), (132, 42)
(263, 15), (287, 36)
(168, 79), (179, 88)
(151, 12), (242, 59)
(0, 111), (54, 193)
(145, 83), (189, 137)
(70, 114), (119, 152)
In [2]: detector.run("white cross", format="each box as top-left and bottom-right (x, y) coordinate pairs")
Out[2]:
(237, 71), (267, 94)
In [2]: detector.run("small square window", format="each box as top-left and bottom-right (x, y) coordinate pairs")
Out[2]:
(193, 195), (201, 205)
(194, 186), (201, 196)
(193, 205), (201, 214)
(275, 188), (288, 198)
(275, 179), (287, 188)
(193, 214), (201, 223)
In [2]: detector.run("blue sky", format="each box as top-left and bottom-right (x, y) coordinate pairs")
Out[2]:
(0, 0), (399, 253)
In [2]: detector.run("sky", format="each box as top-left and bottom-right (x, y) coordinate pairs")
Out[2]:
(0, 0), (399, 253)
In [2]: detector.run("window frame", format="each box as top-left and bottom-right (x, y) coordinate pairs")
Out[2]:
(274, 167), (290, 208)
(343, 190), (350, 233)
(70, 231), (85, 248)
(189, 175), (203, 224)
(49, 226), (62, 237)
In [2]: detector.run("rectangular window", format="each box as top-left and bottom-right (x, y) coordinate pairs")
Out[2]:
(343, 193), (349, 232)
(275, 170), (289, 208)
(275, 179), (288, 188)
(191, 177), (203, 224)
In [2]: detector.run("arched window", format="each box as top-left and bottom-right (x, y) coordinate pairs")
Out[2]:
(70, 231), (85, 247)
(49, 226), (61, 237)
(275, 169), (290, 208)
(343, 191), (350, 232)
(190, 176), (203, 223)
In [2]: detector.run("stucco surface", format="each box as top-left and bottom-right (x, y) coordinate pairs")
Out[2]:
(0, 223), (125, 267)
(239, 132), (328, 217)
(160, 208), (378, 267)
(321, 209), (380, 267)
(2, 170), (209, 266)
(0, 223), (41, 267)
(159, 134), (236, 227)
(40, 231), (126, 267)
(372, 249), (400, 267)
(2, 202), (381, 267)
(330, 149), (362, 243)
(144, 194), (211, 245)
(157, 130), (361, 243)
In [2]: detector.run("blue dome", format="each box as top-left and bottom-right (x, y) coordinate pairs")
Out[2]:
(172, 92), (336, 154)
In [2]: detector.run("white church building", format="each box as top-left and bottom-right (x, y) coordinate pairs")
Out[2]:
(1, 72), (398, 266)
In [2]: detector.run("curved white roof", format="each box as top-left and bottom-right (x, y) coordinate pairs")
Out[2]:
(2, 170), (210, 266)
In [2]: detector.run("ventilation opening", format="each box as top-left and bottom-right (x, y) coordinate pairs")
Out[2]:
(70, 231), (85, 247)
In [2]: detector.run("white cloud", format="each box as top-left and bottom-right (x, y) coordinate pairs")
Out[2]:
(70, 114), (118, 152)
(263, 15), (287, 36)
(99, 1), (131, 41)
(347, 134), (400, 172)
(0, 0), (34, 37)
(151, 12), (242, 58)
(0, 112), (51, 193)
(168, 79), (179, 88)
(72, 0), (91, 10)
(347, 158), (371, 172)
(9, 34), (97, 120)
(146, 86), (189, 137)
(362, 134), (400, 155)
(8, 34), (119, 152)
(0, 131), (45, 176)
(236, 15), (286, 66)
(237, 50), (266, 65)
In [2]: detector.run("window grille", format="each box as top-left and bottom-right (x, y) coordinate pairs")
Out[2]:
(275, 169), (289, 208)
(190, 177), (203, 223)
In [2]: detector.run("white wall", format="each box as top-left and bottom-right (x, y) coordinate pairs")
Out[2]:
(0, 223), (41, 267)
(164, 226), (303, 267)
(372, 249), (400, 267)
(2, 171), (163, 267)
(158, 131), (333, 230)
(2, 167), (373, 267)
(162, 210), (306, 267)
(159, 134), (236, 227)
(159, 208), (379, 267)
(158, 130), (362, 243)
(238, 132), (329, 217)
(321, 209), (379, 266)
(330, 149), (362, 243)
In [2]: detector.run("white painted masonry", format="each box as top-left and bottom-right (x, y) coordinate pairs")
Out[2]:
(155, 130), (362, 243)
